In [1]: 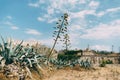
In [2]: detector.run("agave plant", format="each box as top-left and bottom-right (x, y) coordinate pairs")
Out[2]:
(0, 37), (45, 79)
(79, 59), (92, 69)
(0, 36), (23, 65)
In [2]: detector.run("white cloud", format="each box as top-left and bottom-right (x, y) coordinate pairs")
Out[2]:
(4, 21), (13, 25)
(96, 7), (120, 17)
(28, 0), (45, 8)
(37, 17), (45, 21)
(48, 18), (57, 23)
(6, 16), (12, 19)
(37, 16), (57, 23)
(89, 1), (99, 8)
(69, 32), (80, 43)
(81, 19), (120, 39)
(33, 0), (94, 23)
(106, 7), (120, 12)
(73, 7), (120, 17)
(71, 10), (96, 18)
(96, 11), (105, 17)
(47, 7), (54, 15)
(69, 25), (83, 31)
(4, 21), (19, 30)
(68, 27), (82, 49)
(28, 3), (39, 8)
(91, 45), (111, 51)
(11, 26), (19, 30)
(25, 28), (41, 36)
(30, 0), (99, 24)
(30, 0), (119, 25)
(78, 0), (86, 4)
(71, 7), (120, 18)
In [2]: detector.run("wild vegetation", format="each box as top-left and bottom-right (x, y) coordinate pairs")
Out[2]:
(0, 36), (46, 80)
(0, 13), (120, 80)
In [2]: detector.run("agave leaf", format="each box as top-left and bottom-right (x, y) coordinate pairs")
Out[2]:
(6, 37), (10, 44)
(34, 54), (44, 72)
(9, 39), (14, 56)
(0, 43), (3, 51)
(1, 36), (5, 45)
(1, 58), (5, 69)
(19, 54), (26, 60)
(16, 52), (24, 59)
(13, 40), (23, 53)
(27, 58), (33, 67)
(1, 36), (5, 50)
(25, 47), (32, 56)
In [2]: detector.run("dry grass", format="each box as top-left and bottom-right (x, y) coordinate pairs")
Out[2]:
(43, 64), (120, 80)
(1, 64), (120, 80)
(0, 73), (7, 80)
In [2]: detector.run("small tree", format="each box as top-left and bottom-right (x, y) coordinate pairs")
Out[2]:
(48, 13), (69, 58)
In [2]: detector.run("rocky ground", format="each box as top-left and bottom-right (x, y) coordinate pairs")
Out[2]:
(0, 64), (120, 80)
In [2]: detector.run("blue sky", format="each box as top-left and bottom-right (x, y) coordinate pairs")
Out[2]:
(0, 0), (120, 52)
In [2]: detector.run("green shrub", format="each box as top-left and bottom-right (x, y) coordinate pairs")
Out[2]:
(64, 50), (83, 55)
(99, 60), (106, 67)
(57, 53), (79, 61)
(57, 50), (82, 61)
(106, 59), (113, 64)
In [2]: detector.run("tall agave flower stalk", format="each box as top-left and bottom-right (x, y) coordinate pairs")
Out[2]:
(48, 13), (69, 58)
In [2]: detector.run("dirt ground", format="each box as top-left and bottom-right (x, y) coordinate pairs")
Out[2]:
(1, 64), (120, 80)
(43, 64), (120, 80)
